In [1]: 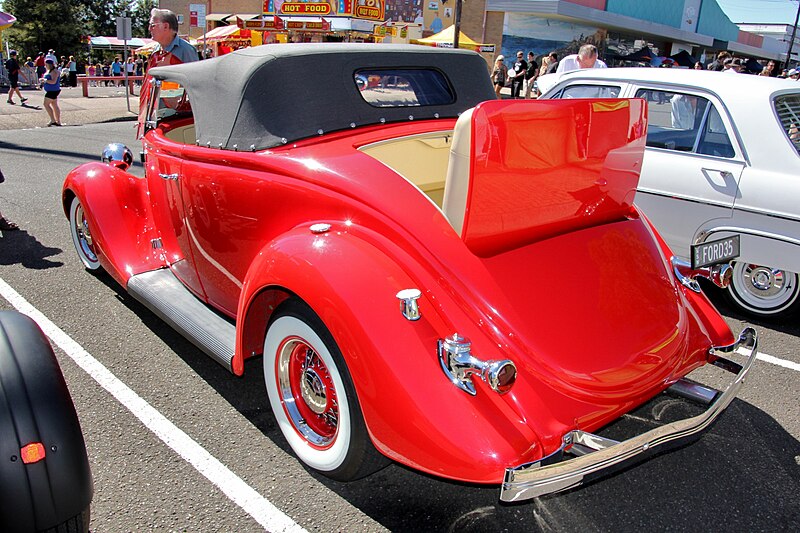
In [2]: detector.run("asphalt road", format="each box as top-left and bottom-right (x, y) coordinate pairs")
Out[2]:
(0, 123), (798, 532)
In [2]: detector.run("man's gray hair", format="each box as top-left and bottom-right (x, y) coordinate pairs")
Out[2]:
(578, 44), (598, 59)
(151, 8), (179, 33)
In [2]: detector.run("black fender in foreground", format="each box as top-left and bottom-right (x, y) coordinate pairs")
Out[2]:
(0, 311), (92, 533)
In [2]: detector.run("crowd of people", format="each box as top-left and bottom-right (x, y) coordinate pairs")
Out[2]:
(492, 44), (797, 99)
(1, 8), (196, 130)
(0, 8), (198, 233)
(493, 44), (606, 98)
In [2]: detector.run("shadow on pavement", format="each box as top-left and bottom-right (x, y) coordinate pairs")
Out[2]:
(0, 229), (63, 269)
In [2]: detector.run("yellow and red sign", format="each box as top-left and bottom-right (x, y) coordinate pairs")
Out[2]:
(263, 0), (384, 22)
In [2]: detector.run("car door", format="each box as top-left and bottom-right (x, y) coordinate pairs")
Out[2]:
(142, 81), (207, 299)
(631, 86), (745, 259)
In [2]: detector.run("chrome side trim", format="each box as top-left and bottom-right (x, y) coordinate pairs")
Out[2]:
(500, 327), (757, 502)
(694, 226), (800, 247)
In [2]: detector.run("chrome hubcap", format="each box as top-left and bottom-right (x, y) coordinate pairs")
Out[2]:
(276, 338), (338, 448)
(745, 265), (784, 297)
(301, 368), (328, 415)
(74, 205), (97, 262)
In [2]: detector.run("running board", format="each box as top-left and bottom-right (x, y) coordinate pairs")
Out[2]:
(127, 269), (235, 372)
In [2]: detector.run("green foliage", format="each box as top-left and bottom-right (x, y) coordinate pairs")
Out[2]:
(1, 0), (153, 60)
(130, 0), (156, 39)
(2, 0), (85, 58)
(79, 0), (131, 38)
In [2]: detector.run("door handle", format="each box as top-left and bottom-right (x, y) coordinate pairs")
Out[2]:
(159, 173), (179, 181)
(703, 168), (733, 180)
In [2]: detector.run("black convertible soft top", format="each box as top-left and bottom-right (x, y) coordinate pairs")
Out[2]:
(147, 43), (495, 151)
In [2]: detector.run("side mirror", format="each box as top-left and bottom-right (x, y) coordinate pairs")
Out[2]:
(101, 143), (134, 171)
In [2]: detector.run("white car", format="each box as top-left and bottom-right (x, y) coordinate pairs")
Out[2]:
(541, 68), (800, 319)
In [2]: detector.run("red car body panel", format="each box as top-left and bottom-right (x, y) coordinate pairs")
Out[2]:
(63, 59), (737, 486)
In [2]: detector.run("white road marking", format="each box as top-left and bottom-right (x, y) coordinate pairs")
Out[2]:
(0, 278), (306, 533)
(736, 346), (800, 372)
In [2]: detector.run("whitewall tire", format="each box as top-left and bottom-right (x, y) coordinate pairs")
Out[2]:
(69, 197), (101, 271)
(263, 299), (385, 480)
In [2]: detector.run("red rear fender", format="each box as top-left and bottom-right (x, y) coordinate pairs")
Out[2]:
(236, 223), (565, 483)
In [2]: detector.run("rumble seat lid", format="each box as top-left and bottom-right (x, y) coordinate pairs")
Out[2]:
(458, 99), (647, 256)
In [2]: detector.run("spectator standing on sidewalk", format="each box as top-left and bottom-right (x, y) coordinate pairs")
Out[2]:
(40, 59), (62, 127)
(5, 51), (28, 105)
(68, 56), (77, 87)
(524, 51), (538, 99)
(149, 8), (199, 64)
(111, 57), (122, 86)
(509, 51), (527, 99)
(45, 49), (57, 65)
(492, 55), (508, 98)
(545, 52), (559, 74)
(34, 52), (45, 83)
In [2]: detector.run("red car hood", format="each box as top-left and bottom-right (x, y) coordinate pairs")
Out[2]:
(481, 217), (692, 402)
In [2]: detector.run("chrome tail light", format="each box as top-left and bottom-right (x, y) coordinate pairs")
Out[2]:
(672, 257), (732, 293)
(438, 334), (517, 395)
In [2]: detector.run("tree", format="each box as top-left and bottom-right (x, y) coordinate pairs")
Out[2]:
(2, 0), (85, 58)
(130, 0), (156, 39)
(78, 0), (131, 39)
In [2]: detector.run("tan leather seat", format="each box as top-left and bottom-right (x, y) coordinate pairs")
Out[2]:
(442, 107), (474, 236)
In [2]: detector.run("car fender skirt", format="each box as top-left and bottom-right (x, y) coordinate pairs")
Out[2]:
(0, 311), (93, 531)
(500, 327), (757, 502)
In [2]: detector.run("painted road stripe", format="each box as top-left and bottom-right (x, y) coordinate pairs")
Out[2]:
(736, 346), (800, 372)
(0, 278), (306, 533)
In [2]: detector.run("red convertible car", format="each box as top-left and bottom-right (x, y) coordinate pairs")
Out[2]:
(62, 44), (757, 502)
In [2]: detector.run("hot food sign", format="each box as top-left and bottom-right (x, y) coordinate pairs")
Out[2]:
(263, 1), (385, 22)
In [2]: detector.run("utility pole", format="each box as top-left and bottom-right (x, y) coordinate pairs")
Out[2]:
(786, 0), (800, 69)
(454, 0), (462, 49)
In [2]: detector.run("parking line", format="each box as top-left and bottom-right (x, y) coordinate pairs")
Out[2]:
(0, 278), (306, 533)
(736, 347), (800, 372)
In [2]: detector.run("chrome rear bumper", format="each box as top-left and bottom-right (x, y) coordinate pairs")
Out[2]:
(500, 327), (757, 503)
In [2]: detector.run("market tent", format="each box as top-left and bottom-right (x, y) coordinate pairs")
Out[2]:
(197, 25), (251, 43)
(411, 25), (495, 53)
(89, 36), (156, 50)
(669, 49), (698, 67)
(618, 46), (654, 62)
(135, 40), (161, 55)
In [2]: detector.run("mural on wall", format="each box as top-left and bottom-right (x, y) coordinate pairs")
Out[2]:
(501, 14), (605, 62)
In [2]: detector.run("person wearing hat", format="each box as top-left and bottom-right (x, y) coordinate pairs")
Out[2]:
(4, 50), (27, 105)
(723, 57), (744, 74)
(40, 58), (62, 126)
(789, 69), (800, 80)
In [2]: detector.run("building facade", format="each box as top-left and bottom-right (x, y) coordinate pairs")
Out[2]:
(159, 0), (788, 64)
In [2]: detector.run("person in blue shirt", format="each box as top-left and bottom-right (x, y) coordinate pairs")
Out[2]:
(149, 8), (198, 65)
(111, 57), (122, 86)
(40, 59), (62, 126)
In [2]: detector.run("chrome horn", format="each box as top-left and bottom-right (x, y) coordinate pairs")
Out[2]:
(101, 143), (134, 171)
(672, 257), (732, 293)
(438, 334), (517, 395)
